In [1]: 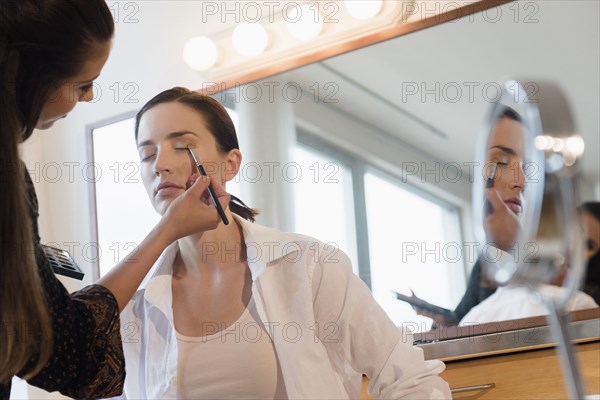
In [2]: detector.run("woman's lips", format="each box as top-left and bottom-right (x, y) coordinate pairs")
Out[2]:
(156, 182), (184, 196)
(504, 200), (522, 215)
(156, 186), (183, 197)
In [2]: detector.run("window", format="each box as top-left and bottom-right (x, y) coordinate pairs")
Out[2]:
(364, 169), (464, 328)
(91, 116), (159, 279)
(292, 143), (359, 274)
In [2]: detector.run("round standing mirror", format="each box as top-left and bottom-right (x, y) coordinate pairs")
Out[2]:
(473, 80), (587, 308)
(472, 79), (589, 399)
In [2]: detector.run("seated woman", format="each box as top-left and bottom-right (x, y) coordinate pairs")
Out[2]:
(119, 87), (451, 399)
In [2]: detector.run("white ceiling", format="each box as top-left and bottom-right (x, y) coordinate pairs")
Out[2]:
(284, 1), (599, 185)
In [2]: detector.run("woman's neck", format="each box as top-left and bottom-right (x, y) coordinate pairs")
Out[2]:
(174, 211), (246, 278)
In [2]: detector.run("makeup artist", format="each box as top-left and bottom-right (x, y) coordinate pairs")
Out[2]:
(0, 2), (229, 398)
(117, 87), (451, 399)
(408, 108), (525, 326)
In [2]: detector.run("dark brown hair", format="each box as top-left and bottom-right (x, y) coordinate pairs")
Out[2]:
(579, 202), (600, 223)
(0, 0), (114, 383)
(135, 87), (259, 222)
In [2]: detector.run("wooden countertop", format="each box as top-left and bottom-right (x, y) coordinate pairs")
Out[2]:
(441, 341), (600, 399)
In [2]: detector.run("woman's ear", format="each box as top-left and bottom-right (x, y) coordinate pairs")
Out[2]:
(223, 149), (242, 183)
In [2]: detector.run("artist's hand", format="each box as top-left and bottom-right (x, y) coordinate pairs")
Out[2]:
(159, 174), (230, 242)
(409, 291), (456, 327)
(484, 188), (521, 252)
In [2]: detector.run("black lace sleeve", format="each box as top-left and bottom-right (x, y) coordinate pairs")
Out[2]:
(16, 166), (125, 399)
(453, 259), (497, 321)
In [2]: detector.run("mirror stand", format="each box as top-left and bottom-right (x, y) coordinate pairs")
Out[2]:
(546, 304), (586, 398)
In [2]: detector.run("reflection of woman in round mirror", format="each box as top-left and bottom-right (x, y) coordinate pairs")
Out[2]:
(578, 202), (600, 304)
(482, 108), (526, 253)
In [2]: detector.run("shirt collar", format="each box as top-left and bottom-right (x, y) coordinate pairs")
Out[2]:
(141, 214), (300, 307)
(142, 241), (178, 311)
(234, 214), (302, 280)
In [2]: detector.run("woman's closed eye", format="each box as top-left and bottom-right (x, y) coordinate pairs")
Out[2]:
(79, 83), (94, 93)
(140, 153), (156, 162)
(140, 145), (193, 162)
(174, 140), (194, 150)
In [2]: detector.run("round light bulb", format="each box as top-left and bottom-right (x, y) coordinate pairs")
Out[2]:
(183, 36), (218, 71)
(232, 22), (269, 57)
(286, 4), (323, 41)
(563, 152), (577, 167)
(552, 138), (565, 152)
(534, 135), (549, 150)
(344, 0), (383, 20)
(544, 135), (555, 150)
(565, 135), (585, 157)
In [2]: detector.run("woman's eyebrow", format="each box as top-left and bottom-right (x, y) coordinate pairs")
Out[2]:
(76, 74), (100, 85)
(137, 130), (197, 148)
(488, 145), (517, 156)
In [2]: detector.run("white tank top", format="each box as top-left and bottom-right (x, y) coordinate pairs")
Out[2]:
(175, 298), (287, 399)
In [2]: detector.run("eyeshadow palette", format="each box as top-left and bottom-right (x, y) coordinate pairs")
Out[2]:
(42, 244), (85, 280)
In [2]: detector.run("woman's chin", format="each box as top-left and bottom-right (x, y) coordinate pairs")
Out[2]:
(36, 115), (67, 130)
(155, 200), (172, 216)
(35, 120), (55, 130)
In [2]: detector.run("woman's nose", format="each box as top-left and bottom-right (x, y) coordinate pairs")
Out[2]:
(153, 149), (176, 175)
(79, 86), (94, 103)
(511, 163), (526, 192)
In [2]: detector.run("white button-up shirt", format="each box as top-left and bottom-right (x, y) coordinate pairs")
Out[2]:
(119, 215), (451, 399)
